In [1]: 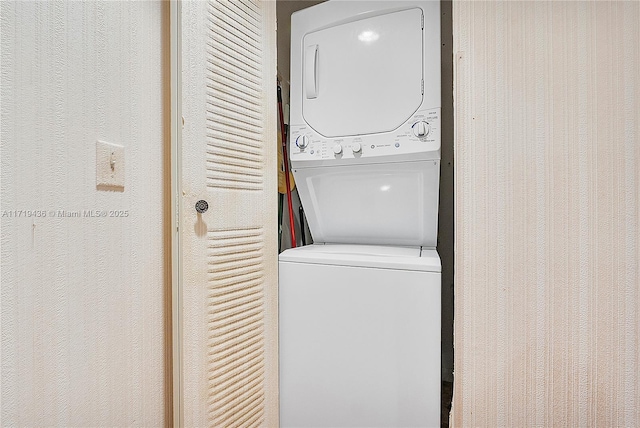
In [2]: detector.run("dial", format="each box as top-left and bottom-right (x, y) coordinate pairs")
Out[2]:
(296, 135), (309, 149)
(333, 144), (343, 155)
(412, 121), (430, 138)
(351, 142), (362, 153)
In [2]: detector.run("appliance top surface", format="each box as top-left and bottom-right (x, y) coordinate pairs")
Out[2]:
(279, 244), (441, 272)
(291, 0), (440, 40)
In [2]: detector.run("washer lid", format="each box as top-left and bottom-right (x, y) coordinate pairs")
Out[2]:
(302, 8), (424, 137)
(279, 244), (441, 273)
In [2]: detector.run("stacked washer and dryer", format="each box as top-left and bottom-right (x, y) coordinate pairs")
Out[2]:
(279, 1), (442, 426)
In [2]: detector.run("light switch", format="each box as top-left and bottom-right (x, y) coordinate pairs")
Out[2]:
(96, 140), (125, 189)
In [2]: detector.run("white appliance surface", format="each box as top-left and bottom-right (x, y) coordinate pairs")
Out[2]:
(290, 0), (441, 140)
(279, 243), (441, 271)
(279, 245), (441, 427)
(302, 8), (423, 137)
(289, 0), (442, 247)
(294, 159), (440, 247)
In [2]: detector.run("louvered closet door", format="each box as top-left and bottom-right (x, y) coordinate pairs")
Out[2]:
(180, 1), (277, 426)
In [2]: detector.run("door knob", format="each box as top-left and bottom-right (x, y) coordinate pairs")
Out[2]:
(195, 200), (209, 214)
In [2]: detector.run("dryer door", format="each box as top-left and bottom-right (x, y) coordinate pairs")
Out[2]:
(302, 8), (424, 138)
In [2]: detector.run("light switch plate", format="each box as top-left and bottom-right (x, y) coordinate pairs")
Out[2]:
(96, 140), (125, 189)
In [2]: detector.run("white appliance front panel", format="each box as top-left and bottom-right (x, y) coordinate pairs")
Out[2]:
(279, 255), (441, 427)
(302, 8), (423, 137)
(295, 160), (440, 247)
(290, 0), (441, 142)
(278, 244), (442, 271)
(290, 108), (440, 168)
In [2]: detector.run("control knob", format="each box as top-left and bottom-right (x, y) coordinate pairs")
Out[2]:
(296, 135), (309, 149)
(412, 121), (431, 138)
(351, 142), (362, 154)
(333, 144), (343, 155)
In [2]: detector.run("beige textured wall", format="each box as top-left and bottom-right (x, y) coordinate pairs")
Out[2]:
(453, 1), (639, 426)
(1, 2), (168, 426)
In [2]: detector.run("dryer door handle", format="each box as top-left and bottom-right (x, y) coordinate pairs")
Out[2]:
(305, 44), (319, 99)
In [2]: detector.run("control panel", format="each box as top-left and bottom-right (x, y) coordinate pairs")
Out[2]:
(289, 108), (440, 167)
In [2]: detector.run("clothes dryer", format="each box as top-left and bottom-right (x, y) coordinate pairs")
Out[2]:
(289, 0), (441, 247)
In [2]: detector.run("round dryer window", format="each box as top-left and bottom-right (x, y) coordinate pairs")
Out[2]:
(302, 8), (424, 138)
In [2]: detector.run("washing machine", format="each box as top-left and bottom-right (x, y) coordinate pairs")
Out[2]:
(280, 1), (442, 426)
(280, 245), (441, 427)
